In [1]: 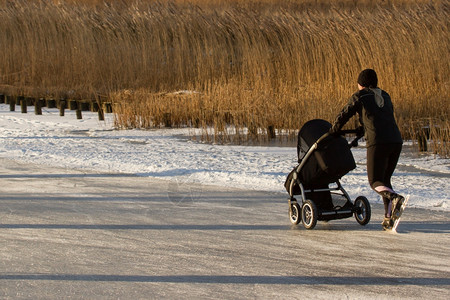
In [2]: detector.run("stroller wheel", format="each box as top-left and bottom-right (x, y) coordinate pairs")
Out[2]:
(289, 202), (301, 225)
(301, 200), (318, 229)
(354, 196), (371, 225)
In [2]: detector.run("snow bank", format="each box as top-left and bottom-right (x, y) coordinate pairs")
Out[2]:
(0, 105), (448, 210)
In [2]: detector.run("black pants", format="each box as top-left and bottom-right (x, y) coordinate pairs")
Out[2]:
(367, 143), (402, 216)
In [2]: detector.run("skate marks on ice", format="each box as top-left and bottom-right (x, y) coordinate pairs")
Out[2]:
(0, 273), (449, 286)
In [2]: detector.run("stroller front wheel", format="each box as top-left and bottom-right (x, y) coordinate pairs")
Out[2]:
(289, 202), (301, 225)
(301, 200), (318, 229)
(354, 196), (371, 225)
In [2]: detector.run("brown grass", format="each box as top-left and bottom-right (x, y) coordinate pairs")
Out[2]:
(0, 0), (449, 156)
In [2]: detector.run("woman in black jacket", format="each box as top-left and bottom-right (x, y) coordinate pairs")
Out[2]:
(329, 69), (404, 230)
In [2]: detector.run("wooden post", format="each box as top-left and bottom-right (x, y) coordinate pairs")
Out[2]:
(76, 108), (82, 119)
(9, 96), (16, 111)
(97, 106), (105, 121)
(35, 98), (42, 115)
(18, 96), (27, 113)
(268, 125), (276, 139)
(59, 98), (67, 109)
(59, 100), (66, 116)
(0, 94), (4, 104)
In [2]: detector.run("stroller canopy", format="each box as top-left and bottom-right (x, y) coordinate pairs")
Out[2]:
(295, 119), (356, 186)
(297, 119), (332, 161)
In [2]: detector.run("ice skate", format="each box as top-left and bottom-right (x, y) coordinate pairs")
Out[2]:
(381, 217), (393, 231)
(390, 195), (409, 232)
(391, 194), (405, 218)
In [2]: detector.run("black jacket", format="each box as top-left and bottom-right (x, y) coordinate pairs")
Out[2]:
(331, 88), (403, 147)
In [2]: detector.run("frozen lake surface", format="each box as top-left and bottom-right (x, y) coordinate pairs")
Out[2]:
(0, 158), (449, 299)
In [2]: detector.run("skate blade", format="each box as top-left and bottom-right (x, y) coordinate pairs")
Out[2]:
(391, 195), (409, 232)
(383, 227), (398, 234)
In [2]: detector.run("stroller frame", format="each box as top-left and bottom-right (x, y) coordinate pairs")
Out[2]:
(287, 130), (371, 229)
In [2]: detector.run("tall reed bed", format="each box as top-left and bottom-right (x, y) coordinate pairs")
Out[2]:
(0, 1), (449, 155)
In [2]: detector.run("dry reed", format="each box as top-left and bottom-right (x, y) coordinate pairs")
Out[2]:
(0, 0), (449, 156)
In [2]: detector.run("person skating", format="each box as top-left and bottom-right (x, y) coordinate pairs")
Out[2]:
(329, 69), (405, 230)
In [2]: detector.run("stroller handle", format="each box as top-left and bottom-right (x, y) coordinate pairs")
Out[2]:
(339, 128), (363, 135)
(342, 127), (364, 147)
(331, 127), (365, 148)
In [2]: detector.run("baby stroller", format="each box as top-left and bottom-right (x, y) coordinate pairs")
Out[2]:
(284, 119), (370, 229)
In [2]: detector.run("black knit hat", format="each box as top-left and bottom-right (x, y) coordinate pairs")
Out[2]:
(357, 69), (378, 88)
